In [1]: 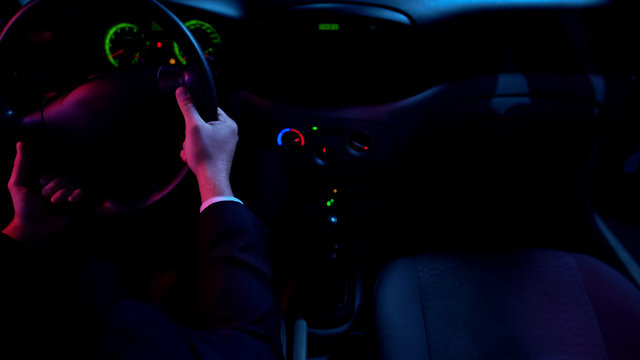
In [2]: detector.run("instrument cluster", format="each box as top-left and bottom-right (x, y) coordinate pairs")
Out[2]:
(103, 19), (222, 68)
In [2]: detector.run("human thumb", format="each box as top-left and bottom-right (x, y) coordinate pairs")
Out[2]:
(9, 141), (28, 187)
(176, 87), (202, 128)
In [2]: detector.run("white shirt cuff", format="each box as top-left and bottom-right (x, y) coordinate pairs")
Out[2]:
(200, 196), (244, 213)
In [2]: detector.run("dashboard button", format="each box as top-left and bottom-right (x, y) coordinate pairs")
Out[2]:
(348, 131), (371, 154)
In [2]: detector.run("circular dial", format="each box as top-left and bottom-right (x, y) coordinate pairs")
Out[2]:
(105, 23), (145, 68)
(277, 128), (305, 148)
(182, 19), (221, 61)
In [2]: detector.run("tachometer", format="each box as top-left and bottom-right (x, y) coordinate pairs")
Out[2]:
(174, 20), (221, 63)
(105, 23), (145, 68)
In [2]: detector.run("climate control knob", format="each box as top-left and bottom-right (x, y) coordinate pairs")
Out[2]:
(277, 128), (305, 149)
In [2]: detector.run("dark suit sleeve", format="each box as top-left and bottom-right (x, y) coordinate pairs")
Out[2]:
(185, 201), (282, 360)
(0, 201), (282, 360)
(106, 201), (283, 359)
(1, 231), (199, 359)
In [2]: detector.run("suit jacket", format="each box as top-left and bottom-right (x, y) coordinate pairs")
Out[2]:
(0, 201), (282, 359)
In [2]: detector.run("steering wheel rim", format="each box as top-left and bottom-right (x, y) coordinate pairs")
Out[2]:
(0, 0), (217, 213)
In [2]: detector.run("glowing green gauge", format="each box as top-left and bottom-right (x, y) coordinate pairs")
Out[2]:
(105, 23), (145, 68)
(173, 19), (222, 65)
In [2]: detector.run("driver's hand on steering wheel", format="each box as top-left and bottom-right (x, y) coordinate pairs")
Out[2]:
(176, 87), (237, 202)
(2, 142), (83, 246)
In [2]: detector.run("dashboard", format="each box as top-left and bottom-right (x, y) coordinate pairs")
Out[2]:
(2, 0), (637, 108)
(2, 0), (638, 229)
(2, 0), (638, 245)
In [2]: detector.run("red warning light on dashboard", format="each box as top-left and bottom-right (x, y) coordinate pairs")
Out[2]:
(277, 128), (305, 148)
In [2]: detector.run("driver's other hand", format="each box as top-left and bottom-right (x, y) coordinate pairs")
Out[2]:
(40, 173), (84, 205)
(176, 87), (237, 201)
(2, 141), (83, 245)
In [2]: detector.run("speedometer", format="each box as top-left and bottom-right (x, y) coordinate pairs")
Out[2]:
(104, 23), (145, 68)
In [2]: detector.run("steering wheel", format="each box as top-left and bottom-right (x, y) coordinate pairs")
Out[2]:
(0, 0), (216, 212)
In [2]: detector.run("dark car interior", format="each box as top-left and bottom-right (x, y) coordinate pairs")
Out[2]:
(2, 0), (640, 358)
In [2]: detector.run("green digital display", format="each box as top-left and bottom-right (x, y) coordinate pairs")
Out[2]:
(318, 23), (339, 31)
